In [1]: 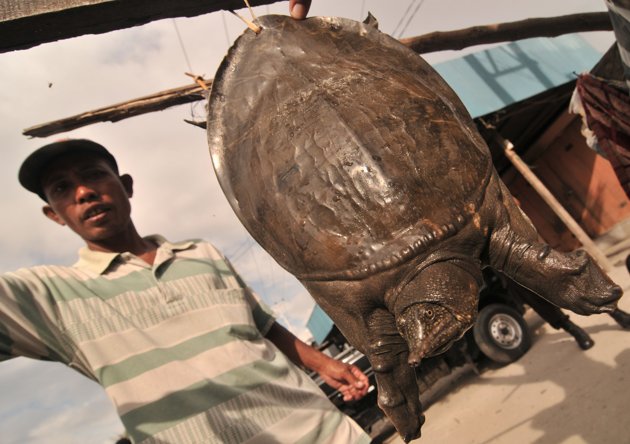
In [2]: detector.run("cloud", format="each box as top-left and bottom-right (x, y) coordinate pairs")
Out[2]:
(0, 358), (123, 444)
(25, 398), (123, 444)
(100, 29), (163, 65)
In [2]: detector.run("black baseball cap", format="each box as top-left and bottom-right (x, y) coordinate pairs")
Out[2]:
(18, 139), (119, 201)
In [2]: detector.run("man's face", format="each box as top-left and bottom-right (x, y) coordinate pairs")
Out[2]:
(41, 154), (134, 247)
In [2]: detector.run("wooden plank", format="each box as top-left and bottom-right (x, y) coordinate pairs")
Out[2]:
(537, 118), (630, 232)
(523, 112), (575, 163)
(0, 0), (278, 53)
(400, 12), (612, 54)
(533, 156), (598, 232)
(501, 117), (630, 251)
(503, 172), (581, 251)
(1, 6), (613, 55)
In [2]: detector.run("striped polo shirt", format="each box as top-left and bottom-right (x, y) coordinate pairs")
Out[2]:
(0, 236), (370, 443)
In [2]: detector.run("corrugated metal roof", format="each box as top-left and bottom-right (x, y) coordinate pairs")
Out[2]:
(434, 34), (602, 118)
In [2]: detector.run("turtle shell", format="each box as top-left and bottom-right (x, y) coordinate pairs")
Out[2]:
(207, 15), (493, 280)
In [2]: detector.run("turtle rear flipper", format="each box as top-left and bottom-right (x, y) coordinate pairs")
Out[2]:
(488, 180), (622, 314)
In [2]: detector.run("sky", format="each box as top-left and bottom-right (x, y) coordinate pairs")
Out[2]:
(0, 0), (616, 442)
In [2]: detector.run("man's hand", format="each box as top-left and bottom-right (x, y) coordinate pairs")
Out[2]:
(317, 358), (369, 402)
(264, 321), (368, 401)
(289, 0), (311, 19)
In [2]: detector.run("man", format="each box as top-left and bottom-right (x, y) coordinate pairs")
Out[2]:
(1, 138), (370, 443)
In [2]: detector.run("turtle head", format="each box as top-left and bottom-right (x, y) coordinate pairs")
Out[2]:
(396, 303), (469, 367)
(392, 261), (480, 368)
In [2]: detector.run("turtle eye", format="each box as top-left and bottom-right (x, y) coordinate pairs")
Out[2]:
(425, 309), (434, 319)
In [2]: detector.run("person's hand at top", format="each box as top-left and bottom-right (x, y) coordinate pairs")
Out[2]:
(289, 0), (311, 19)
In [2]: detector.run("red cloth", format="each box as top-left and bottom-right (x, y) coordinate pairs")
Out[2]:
(575, 73), (630, 198)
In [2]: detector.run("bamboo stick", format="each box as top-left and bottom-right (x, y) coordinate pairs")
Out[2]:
(500, 136), (613, 271)
(23, 79), (212, 138)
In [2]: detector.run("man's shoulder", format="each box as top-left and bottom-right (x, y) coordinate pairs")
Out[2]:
(2, 263), (85, 287)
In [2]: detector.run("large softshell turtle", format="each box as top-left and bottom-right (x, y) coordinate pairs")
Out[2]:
(207, 15), (622, 441)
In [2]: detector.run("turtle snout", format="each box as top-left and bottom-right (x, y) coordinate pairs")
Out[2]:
(397, 304), (463, 367)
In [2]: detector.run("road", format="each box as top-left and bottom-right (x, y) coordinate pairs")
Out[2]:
(384, 249), (630, 444)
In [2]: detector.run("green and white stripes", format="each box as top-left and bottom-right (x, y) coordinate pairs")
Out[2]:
(0, 237), (368, 443)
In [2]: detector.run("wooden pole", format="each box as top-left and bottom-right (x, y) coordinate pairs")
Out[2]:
(23, 79), (212, 138)
(400, 12), (612, 54)
(0, 0), (278, 53)
(500, 137), (613, 271)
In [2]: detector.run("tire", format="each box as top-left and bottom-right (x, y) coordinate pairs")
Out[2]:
(473, 303), (531, 364)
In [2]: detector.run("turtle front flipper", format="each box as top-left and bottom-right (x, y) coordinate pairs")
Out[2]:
(392, 260), (480, 366)
(488, 178), (622, 315)
(365, 308), (425, 442)
(305, 280), (425, 441)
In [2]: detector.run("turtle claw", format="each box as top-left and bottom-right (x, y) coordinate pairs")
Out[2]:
(374, 367), (424, 442)
(366, 308), (425, 441)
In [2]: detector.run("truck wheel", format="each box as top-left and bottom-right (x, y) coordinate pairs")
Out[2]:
(473, 303), (531, 364)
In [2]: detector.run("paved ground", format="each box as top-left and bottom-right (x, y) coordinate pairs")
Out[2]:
(384, 248), (630, 444)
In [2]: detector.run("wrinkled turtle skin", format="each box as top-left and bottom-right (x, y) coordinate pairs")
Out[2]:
(207, 15), (622, 441)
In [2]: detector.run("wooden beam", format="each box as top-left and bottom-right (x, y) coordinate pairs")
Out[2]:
(23, 79), (212, 138)
(400, 12), (612, 54)
(23, 12), (614, 138)
(0, 0), (279, 53)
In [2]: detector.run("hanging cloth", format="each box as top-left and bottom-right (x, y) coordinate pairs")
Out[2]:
(570, 73), (630, 198)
